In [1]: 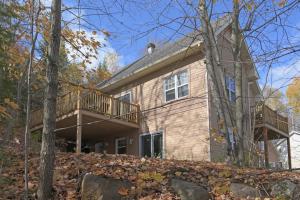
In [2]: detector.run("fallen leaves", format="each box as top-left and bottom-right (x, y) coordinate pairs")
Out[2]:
(118, 186), (129, 196)
(1, 148), (300, 199)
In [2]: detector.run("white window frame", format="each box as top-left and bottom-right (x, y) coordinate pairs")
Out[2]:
(164, 70), (189, 102)
(118, 91), (131, 103)
(139, 131), (164, 158)
(228, 128), (235, 150)
(225, 75), (236, 102)
(115, 137), (127, 154)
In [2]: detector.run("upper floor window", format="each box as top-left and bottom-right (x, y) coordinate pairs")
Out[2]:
(164, 70), (189, 102)
(225, 75), (236, 102)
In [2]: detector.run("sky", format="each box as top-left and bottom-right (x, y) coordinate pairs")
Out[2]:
(43, 0), (300, 94)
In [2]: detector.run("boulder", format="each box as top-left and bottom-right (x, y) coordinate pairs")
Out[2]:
(230, 183), (260, 198)
(270, 180), (296, 199)
(292, 183), (300, 199)
(171, 178), (210, 200)
(81, 173), (131, 200)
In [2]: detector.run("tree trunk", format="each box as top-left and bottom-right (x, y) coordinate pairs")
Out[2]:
(198, 0), (235, 160)
(24, 2), (33, 197)
(231, 0), (245, 165)
(37, 0), (61, 199)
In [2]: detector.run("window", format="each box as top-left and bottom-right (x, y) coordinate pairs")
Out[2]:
(115, 137), (127, 154)
(116, 92), (131, 116)
(225, 75), (236, 102)
(118, 92), (131, 103)
(228, 128), (235, 150)
(164, 70), (189, 102)
(140, 132), (163, 158)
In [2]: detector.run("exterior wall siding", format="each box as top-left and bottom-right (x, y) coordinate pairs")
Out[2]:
(111, 54), (211, 161)
(208, 28), (259, 162)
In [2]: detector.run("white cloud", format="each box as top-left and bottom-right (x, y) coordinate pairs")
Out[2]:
(41, 0), (121, 70)
(262, 60), (300, 92)
(40, 0), (52, 7)
(61, 7), (119, 69)
(64, 30), (118, 70)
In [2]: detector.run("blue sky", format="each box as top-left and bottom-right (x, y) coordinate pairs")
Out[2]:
(43, 0), (300, 93)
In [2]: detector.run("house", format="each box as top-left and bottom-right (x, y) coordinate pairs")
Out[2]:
(30, 16), (291, 168)
(289, 113), (300, 168)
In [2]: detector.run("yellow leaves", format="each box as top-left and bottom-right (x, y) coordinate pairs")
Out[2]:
(286, 78), (300, 113)
(215, 135), (226, 143)
(101, 29), (111, 37)
(278, 0), (287, 7)
(233, 0), (240, 5)
(117, 186), (129, 196)
(4, 98), (19, 110)
(138, 172), (165, 182)
(212, 180), (231, 195)
(0, 105), (11, 119)
(175, 171), (182, 177)
(218, 170), (232, 178)
(246, 1), (255, 11)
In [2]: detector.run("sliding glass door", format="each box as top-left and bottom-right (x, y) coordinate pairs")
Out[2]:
(140, 132), (163, 158)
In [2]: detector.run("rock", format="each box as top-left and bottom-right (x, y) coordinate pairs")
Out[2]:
(270, 180), (296, 199)
(292, 184), (300, 199)
(171, 178), (210, 200)
(81, 173), (132, 200)
(230, 183), (260, 198)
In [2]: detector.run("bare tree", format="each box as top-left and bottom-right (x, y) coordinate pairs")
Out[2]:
(24, 0), (41, 198)
(37, 0), (61, 198)
(198, 0), (234, 161)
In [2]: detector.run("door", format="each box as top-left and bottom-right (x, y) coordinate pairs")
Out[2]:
(140, 132), (163, 158)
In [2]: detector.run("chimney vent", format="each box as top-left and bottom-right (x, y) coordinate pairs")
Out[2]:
(147, 43), (155, 54)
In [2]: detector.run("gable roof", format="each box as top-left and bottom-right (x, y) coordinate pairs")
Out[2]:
(98, 15), (232, 90)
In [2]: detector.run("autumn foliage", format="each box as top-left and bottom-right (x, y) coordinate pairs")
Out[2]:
(1, 144), (300, 199)
(287, 78), (300, 113)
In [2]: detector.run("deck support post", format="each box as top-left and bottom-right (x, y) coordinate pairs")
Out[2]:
(263, 127), (269, 168)
(287, 136), (292, 169)
(76, 88), (82, 154)
(76, 111), (82, 154)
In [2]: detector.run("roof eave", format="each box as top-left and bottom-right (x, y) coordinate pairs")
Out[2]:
(100, 41), (203, 93)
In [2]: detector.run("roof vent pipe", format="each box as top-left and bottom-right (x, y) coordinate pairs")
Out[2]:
(147, 43), (155, 54)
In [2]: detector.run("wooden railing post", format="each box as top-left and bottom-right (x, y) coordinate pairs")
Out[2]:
(262, 103), (265, 124)
(77, 88), (81, 110)
(277, 112), (279, 130)
(137, 105), (140, 124)
(109, 96), (114, 116)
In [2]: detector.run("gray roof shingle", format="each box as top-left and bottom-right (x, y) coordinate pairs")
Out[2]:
(98, 15), (231, 88)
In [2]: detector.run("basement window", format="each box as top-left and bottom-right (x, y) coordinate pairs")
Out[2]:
(115, 137), (127, 154)
(164, 70), (189, 102)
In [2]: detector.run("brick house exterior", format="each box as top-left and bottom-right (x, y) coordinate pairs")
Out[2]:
(31, 17), (290, 167)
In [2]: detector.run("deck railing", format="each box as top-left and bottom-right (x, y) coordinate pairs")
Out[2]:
(31, 89), (140, 127)
(253, 102), (288, 134)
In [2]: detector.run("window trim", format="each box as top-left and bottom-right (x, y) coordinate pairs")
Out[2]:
(164, 70), (189, 102)
(139, 131), (164, 158)
(115, 137), (127, 154)
(118, 91), (132, 103)
(225, 75), (236, 103)
(228, 128), (235, 150)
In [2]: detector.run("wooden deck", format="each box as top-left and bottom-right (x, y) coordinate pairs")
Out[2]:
(252, 101), (291, 169)
(30, 88), (140, 129)
(253, 101), (289, 138)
